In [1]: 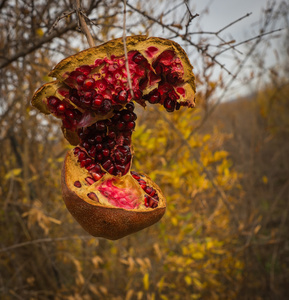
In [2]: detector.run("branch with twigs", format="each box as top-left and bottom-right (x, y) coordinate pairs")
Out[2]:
(75, 0), (95, 47)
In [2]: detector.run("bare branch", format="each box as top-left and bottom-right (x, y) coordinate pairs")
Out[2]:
(0, 21), (77, 69)
(75, 0), (95, 47)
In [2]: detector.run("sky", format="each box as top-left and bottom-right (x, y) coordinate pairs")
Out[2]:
(191, 0), (286, 99)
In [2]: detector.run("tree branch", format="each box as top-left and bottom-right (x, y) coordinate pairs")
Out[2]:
(75, 0), (95, 47)
(0, 21), (78, 70)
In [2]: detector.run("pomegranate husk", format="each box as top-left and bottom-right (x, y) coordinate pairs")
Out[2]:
(62, 151), (166, 240)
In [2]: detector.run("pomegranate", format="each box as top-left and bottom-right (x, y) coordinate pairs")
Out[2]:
(32, 36), (195, 240)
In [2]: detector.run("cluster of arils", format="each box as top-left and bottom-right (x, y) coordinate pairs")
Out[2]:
(131, 171), (159, 208)
(72, 102), (136, 178)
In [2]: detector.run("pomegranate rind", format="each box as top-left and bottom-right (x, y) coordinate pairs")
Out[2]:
(61, 151), (166, 240)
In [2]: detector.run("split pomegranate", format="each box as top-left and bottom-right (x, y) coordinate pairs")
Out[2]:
(32, 36), (195, 240)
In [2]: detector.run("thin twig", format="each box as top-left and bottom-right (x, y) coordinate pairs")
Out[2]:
(0, 21), (77, 69)
(75, 0), (95, 47)
(0, 236), (92, 253)
(122, 0), (134, 98)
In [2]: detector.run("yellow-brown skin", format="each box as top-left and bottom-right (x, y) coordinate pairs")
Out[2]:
(61, 152), (166, 240)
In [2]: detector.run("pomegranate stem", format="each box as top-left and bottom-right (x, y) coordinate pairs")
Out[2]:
(122, 0), (134, 99)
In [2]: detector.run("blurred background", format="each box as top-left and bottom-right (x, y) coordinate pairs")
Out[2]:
(0, 0), (288, 299)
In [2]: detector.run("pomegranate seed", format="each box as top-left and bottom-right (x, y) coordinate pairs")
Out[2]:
(122, 112), (132, 122)
(150, 189), (156, 197)
(74, 147), (81, 155)
(92, 172), (103, 181)
(149, 197), (158, 208)
(126, 121), (135, 130)
(85, 157), (93, 166)
(91, 164), (101, 173)
(57, 104), (66, 112)
(76, 74), (86, 85)
(76, 65), (91, 75)
(78, 151), (86, 161)
(133, 89), (142, 100)
(123, 137), (131, 145)
(102, 159), (112, 170)
(88, 137), (96, 144)
(131, 171), (140, 180)
(100, 98), (112, 113)
(85, 177), (96, 185)
(133, 53), (146, 64)
(118, 145), (129, 154)
(153, 194), (159, 201)
(92, 94), (104, 108)
(95, 121), (106, 131)
(144, 186), (153, 195)
(149, 91), (161, 104)
(48, 96), (59, 106)
(88, 146), (96, 158)
(95, 135), (103, 142)
(95, 79), (107, 91)
(115, 151), (124, 162)
(95, 143), (103, 151)
(102, 149), (110, 157)
(145, 46), (159, 57)
(83, 78), (95, 90)
(108, 140), (115, 149)
(96, 153), (103, 162)
(117, 90), (128, 103)
(116, 121), (125, 131)
(144, 195), (150, 207)
(112, 112), (121, 121)
(66, 109), (74, 119)
(125, 102), (135, 112)
(74, 181), (82, 188)
(82, 142), (90, 150)
(87, 192), (99, 202)
(107, 165), (115, 175)
(164, 98), (175, 112)
(108, 131), (116, 139)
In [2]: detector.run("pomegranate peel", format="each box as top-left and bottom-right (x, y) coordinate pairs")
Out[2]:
(62, 151), (166, 240)
(32, 36), (196, 239)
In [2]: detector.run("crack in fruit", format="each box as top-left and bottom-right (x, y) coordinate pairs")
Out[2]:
(32, 36), (195, 239)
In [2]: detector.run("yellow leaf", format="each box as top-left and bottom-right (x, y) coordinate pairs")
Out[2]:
(262, 175), (268, 184)
(171, 217), (178, 226)
(143, 273), (149, 291)
(192, 252), (204, 260)
(193, 277), (203, 290)
(36, 28), (44, 37)
(5, 168), (22, 180)
(184, 275), (192, 285)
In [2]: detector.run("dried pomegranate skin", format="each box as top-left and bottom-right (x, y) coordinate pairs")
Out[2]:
(62, 151), (166, 240)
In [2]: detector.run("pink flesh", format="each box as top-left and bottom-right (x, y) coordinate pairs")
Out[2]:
(97, 179), (140, 209)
